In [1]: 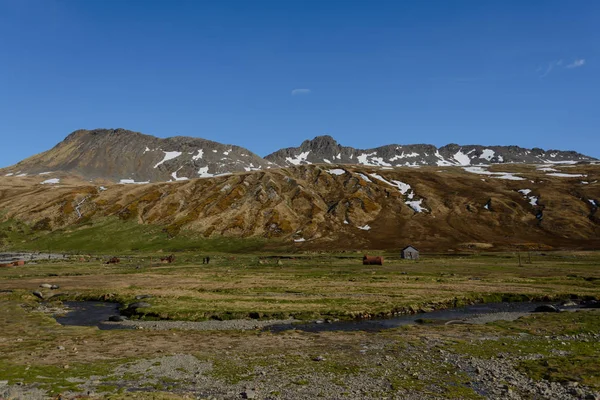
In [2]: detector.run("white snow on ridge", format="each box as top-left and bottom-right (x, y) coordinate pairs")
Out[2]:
(171, 168), (189, 181)
(406, 199), (427, 213)
(391, 180), (411, 195)
(192, 149), (204, 160)
(120, 179), (150, 184)
(327, 168), (346, 176)
(357, 173), (372, 182)
(323, 159), (332, 164)
(479, 149), (495, 161)
(197, 166), (214, 178)
(590, 199), (598, 207)
(357, 152), (376, 165)
(546, 173), (586, 178)
(358, 224), (371, 231)
(294, 238), (306, 242)
(389, 152), (420, 162)
(154, 151), (182, 168)
(518, 189), (538, 206)
(5, 173), (13, 176)
(41, 178), (60, 184)
(38, 171), (52, 175)
(434, 151), (454, 166)
(286, 151), (311, 165)
(453, 150), (471, 166)
(463, 167), (525, 180)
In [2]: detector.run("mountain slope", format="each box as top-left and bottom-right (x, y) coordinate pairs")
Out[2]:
(1, 163), (598, 252)
(2, 129), (275, 183)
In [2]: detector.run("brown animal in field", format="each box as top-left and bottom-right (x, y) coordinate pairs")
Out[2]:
(106, 257), (120, 264)
(363, 255), (383, 265)
(160, 255), (175, 263)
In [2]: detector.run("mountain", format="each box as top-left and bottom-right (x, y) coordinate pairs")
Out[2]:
(264, 135), (594, 167)
(0, 130), (596, 184)
(0, 162), (598, 252)
(1, 129), (275, 183)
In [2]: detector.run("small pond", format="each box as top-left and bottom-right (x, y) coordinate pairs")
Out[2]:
(55, 301), (131, 330)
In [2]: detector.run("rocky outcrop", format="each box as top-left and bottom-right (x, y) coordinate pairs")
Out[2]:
(265, 136), (595, 168)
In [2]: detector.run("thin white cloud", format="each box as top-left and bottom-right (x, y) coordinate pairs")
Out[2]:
(291, 88), (311, 96)
(566, 59), (585, 69)
(539, 59), (563, 78)
(540, 58), (586, 77)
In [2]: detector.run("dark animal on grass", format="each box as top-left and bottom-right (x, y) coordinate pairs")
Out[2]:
(160, 255), (175, 263)
(106, 257), (120, 264)
(363, 255), (383, 265)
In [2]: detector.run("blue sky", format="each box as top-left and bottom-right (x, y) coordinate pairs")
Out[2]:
(1, 0), (598, 167)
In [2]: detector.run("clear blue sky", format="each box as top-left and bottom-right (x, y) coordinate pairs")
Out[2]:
(1, 0), (598, 167)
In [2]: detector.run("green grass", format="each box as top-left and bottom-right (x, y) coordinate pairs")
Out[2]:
(1, 217), (269, 254)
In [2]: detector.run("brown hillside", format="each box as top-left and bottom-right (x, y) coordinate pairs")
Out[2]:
(0, 163), (598, 252)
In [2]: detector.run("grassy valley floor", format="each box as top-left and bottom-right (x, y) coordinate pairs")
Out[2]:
(0, 251), (599, 399)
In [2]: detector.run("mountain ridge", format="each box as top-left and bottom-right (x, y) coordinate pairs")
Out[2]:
(1, 129), (595, 183)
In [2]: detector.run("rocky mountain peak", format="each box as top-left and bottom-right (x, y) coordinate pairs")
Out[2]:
(1, 129), (596, 183)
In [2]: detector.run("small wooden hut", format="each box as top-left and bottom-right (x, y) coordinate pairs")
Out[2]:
(401, 246), (419, 260)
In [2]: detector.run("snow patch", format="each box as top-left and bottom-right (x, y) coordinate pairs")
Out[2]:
(286, 151), (310, 166)
(391, 180), (411, 195)
(546, 173), (586, 178)
(41, 178), (60, 184)
(406, 199), (427, 213)
(479, 149), (495, 161)
(5, 173), (14, 176)
(589, 199), (598, 207)
(154, 151), (182, 168)
(389, 152), (420, 162)
(198, 166), (214, 178)
(327, 168), (346, 176)
(453, 150), (471, 166)
(463, 167), (525, 180)
(192, 149), (204, 160)
(323, 159), (332, 164)
(294, 238), (306, 243)
(120, 179), (150, 184)
(357, 173), (372, 182)
(171, 168), (189, 181)
(38, 171), (52, 175)
(358, 224), (371, 231)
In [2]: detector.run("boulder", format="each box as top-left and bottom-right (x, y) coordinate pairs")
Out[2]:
(108, 315), (128, 322)
(39, 284), (53, 289)
(123, 302), (151, 315)
(32, 291), (44, 300)
(534, 304), (560, 313)
(135, 294), (153, 300)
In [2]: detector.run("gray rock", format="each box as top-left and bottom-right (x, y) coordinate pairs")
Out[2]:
(108, 315), (128, 322)
(50, 285), (60, 290)
(39, 284), (53, 289)
(241, 388), (257, 399)
(135, 294), (153, 300)
(533, 304), (560, 313)
(32, 291), (44, 300)
(126, 302), (151, 310)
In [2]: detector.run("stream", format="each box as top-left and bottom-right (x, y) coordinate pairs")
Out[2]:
(54, 300), (588, 332)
